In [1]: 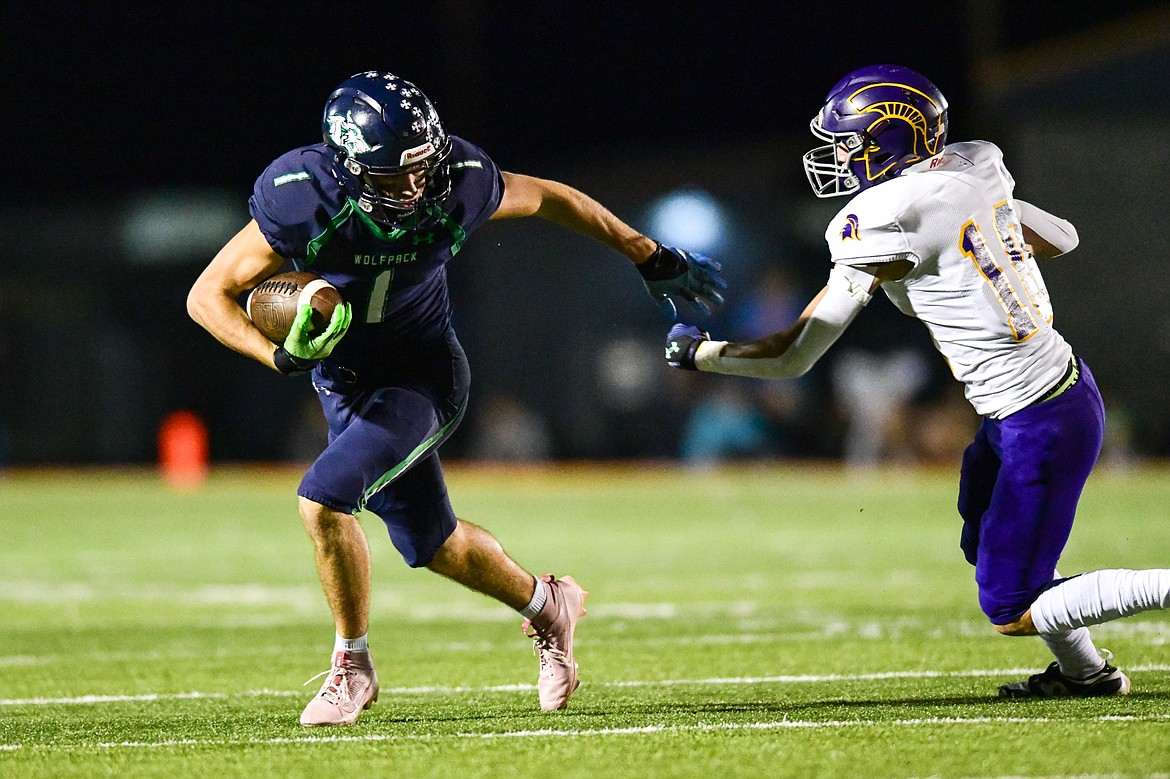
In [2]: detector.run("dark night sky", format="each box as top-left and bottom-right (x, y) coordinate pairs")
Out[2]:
(2, 2), (1169, 462)
(6, 1), (1161, 206)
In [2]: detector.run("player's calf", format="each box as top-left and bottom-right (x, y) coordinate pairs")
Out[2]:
(993, 610), (1038, 636)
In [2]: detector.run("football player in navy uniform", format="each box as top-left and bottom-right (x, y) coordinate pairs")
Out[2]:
(188, 71), (725, 726)
(664, 64), (1170, 699)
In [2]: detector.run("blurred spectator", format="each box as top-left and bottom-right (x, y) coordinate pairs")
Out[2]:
(726, 265), (805, 341)
(830, 347), (930, 467)
(285, 395), (331, 463)
(910, 384), (980, 465)
(595, 337), (684, 457)
(1100, 393), (1138, 469)
(467, 393), (554, 462)
(679, 381), (769, 465)
(676, 262), (819, 463)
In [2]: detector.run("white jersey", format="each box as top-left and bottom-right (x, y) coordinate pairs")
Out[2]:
(825, 140), (1074, 419)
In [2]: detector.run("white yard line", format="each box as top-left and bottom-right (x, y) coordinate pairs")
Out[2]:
(5, 713), (1170, 752)
(4, 665), (1170, 706)
(3, 612), (1167, 668)
(0, 584), (761, 623)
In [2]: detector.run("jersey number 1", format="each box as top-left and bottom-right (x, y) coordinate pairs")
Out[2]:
(960, 201), (1052, 341)
(366, 269), (394, 324)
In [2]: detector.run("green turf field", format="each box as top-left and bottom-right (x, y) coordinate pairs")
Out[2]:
(2, 463), (1168, 778)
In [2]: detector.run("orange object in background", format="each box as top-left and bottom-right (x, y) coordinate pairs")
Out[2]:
(158, 410), (209, 489)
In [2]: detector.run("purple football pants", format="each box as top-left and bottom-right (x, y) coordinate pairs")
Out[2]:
(298, 330), (469, 568)
(957, 357), (1104, 625)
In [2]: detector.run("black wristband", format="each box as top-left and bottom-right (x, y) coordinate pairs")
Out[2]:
(273, 347), (319, 376)
(676, 337), (702, 370)
(637, 242), (688, 281)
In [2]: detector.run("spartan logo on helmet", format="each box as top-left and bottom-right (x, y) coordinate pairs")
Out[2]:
(802, 65), (949, 198)
(325, 111), (379, 157)
(852, 84), (945, 169)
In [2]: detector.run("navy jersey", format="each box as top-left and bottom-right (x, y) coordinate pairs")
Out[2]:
(249, 136), (503, 378)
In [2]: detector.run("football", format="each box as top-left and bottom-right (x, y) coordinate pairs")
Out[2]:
(246, 271), (344, 343)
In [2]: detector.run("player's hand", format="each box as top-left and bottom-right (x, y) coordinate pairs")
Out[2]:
(664, 323), (708, 371)
(275, 302), (352, 375)
(638, 243), (727, 319)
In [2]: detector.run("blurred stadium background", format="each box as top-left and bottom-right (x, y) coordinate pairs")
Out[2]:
(2, 1), (1169, 468)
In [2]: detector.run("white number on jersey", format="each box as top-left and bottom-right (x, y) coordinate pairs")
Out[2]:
(366, 269), (395, 324)
(960, 200), (1053, 341)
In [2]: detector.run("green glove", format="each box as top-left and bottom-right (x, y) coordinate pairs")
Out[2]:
(276, 302), (352, 374)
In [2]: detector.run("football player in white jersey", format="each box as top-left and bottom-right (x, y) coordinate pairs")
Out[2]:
(665, 64), (1170, 697)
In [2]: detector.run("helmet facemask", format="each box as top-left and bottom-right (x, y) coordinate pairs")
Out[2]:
(340, 137), (452, 228)
(802, 114), (868, 198)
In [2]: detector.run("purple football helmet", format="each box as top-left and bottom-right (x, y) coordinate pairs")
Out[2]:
(322, 71), (452, 226)
(802, 64), (948, 198)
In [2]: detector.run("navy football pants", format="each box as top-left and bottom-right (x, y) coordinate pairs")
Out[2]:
(298, 331), (469, 568)
(957, 357), (1105, 625)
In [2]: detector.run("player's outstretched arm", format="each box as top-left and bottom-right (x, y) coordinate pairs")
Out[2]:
(491, 172), (726, 317)
(187, 220), (290, 373)
(664, 265), (877, 378)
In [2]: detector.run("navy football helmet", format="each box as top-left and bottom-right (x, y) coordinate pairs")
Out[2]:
(322, 71), (452, 226)
(802, 64), (948, 198)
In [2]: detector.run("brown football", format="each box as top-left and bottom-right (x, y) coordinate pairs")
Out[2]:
(246, 271), (344, 343)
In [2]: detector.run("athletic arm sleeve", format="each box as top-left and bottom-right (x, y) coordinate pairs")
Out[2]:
(1016, 199), (1079, 256)
(694, 265), (874, 378)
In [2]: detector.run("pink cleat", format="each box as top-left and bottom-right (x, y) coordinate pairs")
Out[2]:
(299, 650), (380, 726)
(522, 574), (588, 712)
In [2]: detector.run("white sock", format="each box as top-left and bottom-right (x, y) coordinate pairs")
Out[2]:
(1041, 627), (1105, 680)
(519, 577), (548, 620)
(1032, 568), (1170, 634)
(334, 633), (369, 654)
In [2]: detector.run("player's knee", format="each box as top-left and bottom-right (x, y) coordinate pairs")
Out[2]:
(423, 519), (467, 570)
(424, 518), (499, 573)
(993, 611), (1038, 636)
(298, 496), (352, 535)
(298, 495), (327, 523)
(396, 517), (459, 569)
(402, 540), (445, 569)
(993, 620), (1029, 636)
